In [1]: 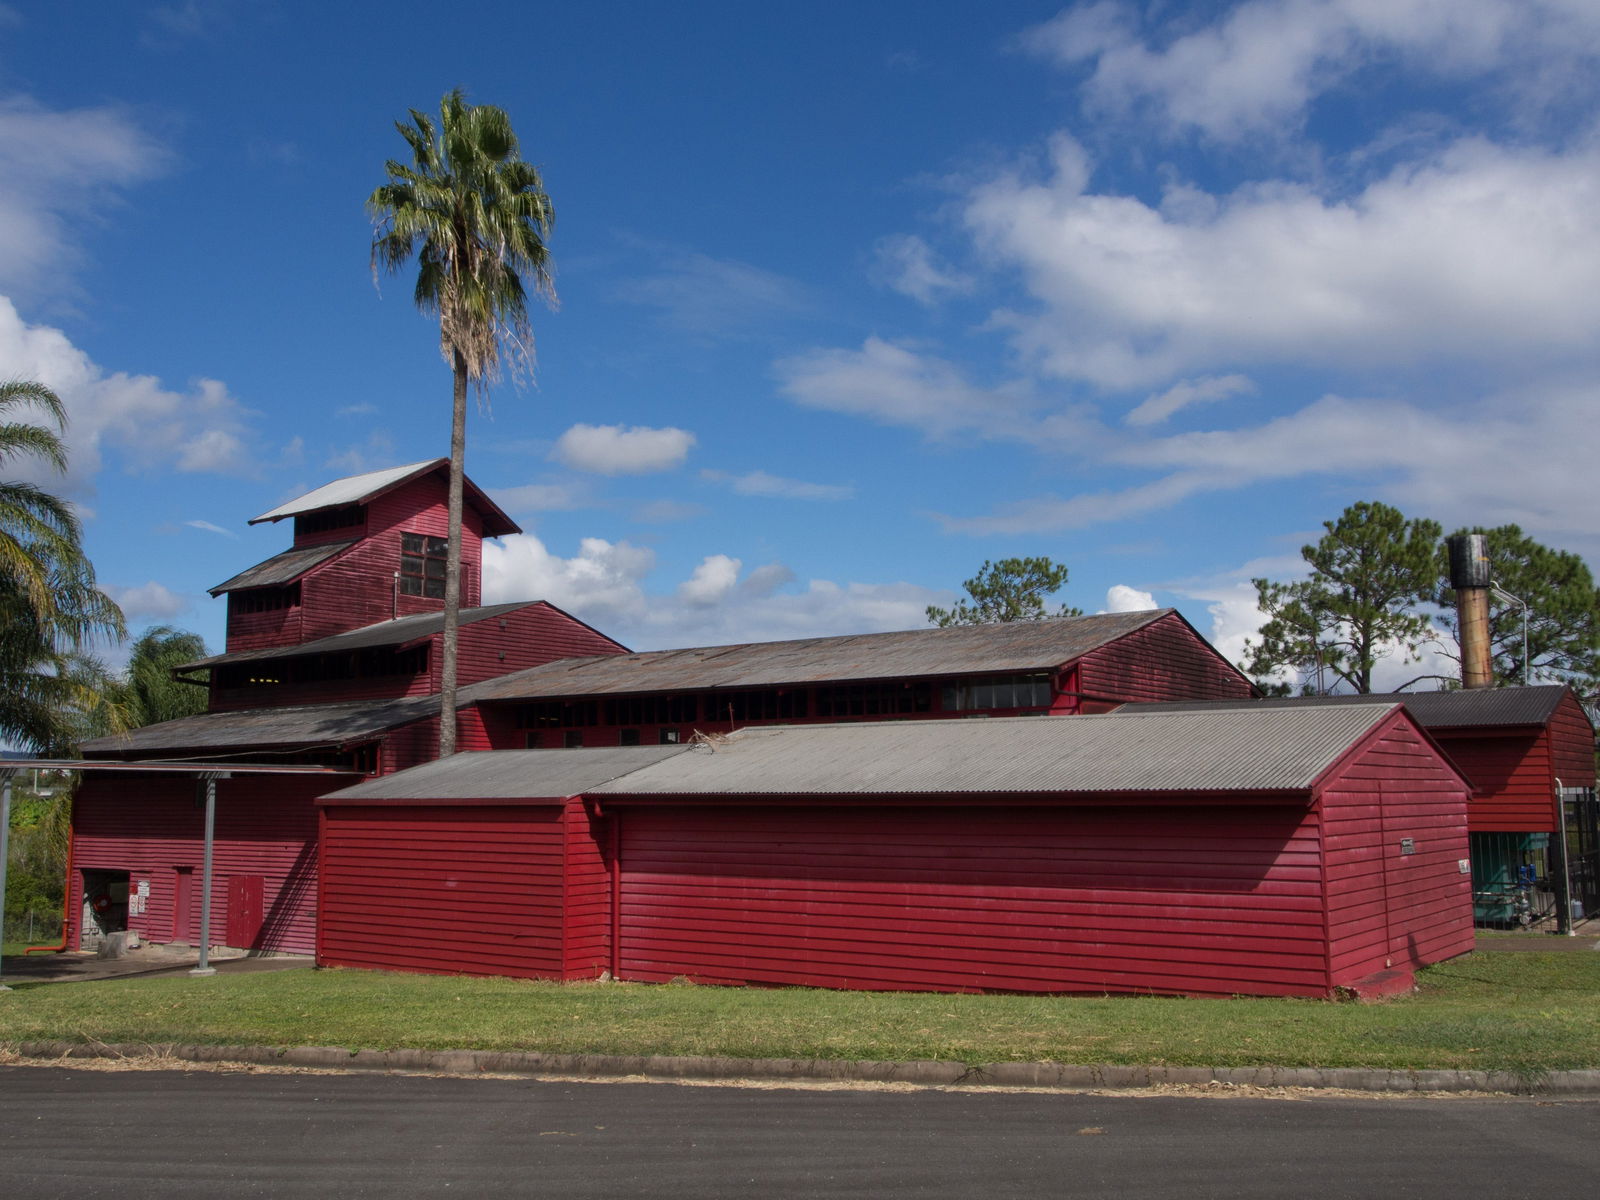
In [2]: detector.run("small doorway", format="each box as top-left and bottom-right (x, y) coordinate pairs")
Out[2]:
(226, 875), (265, 950)
(172, 867), (195, 944)
(80, 869), (129, 951)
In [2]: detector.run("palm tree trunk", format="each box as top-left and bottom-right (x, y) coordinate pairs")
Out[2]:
(438, 350), (469, 757)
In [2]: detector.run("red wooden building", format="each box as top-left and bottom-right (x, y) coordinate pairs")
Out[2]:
(1125, 688), (1599, 925)
(316, 705), (1475, 998)
(70, 461), (1264, 957)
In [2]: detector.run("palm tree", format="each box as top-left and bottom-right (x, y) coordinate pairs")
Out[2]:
(368, 90), (556, 756)
(115, 624), (209, 727)
(0, 379), (125, 754)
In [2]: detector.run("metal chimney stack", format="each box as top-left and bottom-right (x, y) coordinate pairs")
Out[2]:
(1448, 533), (1493, 689)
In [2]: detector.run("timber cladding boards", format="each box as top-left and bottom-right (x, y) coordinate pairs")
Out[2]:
(313, 707), (1475, 997)
(1314, 710), (1476, 989)
(1073, 611), (1257, 712)
(71, 774), (335, 956)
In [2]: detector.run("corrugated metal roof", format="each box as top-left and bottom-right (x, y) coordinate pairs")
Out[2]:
(249, 461), (442, 523)
(462, 609), (1175, 704)
(79, 695), (439, 756)
(178, 602), (538, 670)
(208, 539), (357, 596)
(1121, 685), (1573, 729)
(587, 707), (1397, 796)
(247, 459), (521, 537)
(331, 705), (1397, 803)
(321, 746), (690, 801)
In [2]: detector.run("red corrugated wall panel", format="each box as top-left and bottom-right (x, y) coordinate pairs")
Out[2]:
(563, 799), (613, 978)
(70, 774), (330, 955)
(613, 803), (1329, 997)
(1433, 730), (1554, 832)
(1549, 691), (1597, 791)
(1319, 713), (1474, 987)
(1074, 613), (1254, 711)
(317, 804), (566, 978)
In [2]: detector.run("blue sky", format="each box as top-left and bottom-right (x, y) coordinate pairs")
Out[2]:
(4, 1), (1598, 684)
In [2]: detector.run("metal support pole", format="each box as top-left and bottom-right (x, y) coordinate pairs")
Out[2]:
(189, 773), (224, 976)
(1553, 779), (1574, 936)
(0, 770), (14, 993)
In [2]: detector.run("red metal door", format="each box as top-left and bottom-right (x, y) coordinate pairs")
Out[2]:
(226, 875), (265, 949)
(172, 867), (194, 943)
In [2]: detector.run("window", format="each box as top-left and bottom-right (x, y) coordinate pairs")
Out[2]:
(399, 532), (448, 598)
(815, 682), (930, 718)
(601, 694), (699, 726)
(231, 582), (301, 616)
(564, 730), (584, 749)
(619, 729), (640, 747)
(659, 729), (681, 745)
(294, 504), (366, 538)
(942, 673), (1053, 712)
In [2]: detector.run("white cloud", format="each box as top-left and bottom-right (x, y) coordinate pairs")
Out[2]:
(965, 134), (1600, 389)
(483, 533), (940, 650)
(1025, 0), (1600, 142)
(1103, 584), (1157, 613)
(776, 337), (1048, 441)
(104, 580), (189, 623)
(553, 423), (695, 475)
(940, 380), (1600, 554)
(0, 298), (257, 492)
(185, 519), (237, 538)
(494, 482), (588, 513)
(324, 431), (397, 476)
(633, 498), (708, 524)
(701, 469), (854, 502)
(871, 234), (973, 304)
(678, 554), (742, 606)
(614, 247), (808, 335)
(0, 95), (170, 303)
(1126, 374), (1255, 427)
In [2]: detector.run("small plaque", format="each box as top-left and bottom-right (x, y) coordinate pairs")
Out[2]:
(1399, 838), (1416, 855)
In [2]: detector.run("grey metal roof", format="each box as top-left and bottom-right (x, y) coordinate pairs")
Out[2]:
(462, 609), (1177, 704)
(208, 539), (357, 596)
(250, 461), (440, 523)
(586, 707), (1399, 797)
(1120, 685), (1574, 729)
(248, 459), (520, 537)
(79, 695), (440, 756)
(332, 706), (1396, 804)
(178, 602), (539, 671)
(320, 746), (690, 802)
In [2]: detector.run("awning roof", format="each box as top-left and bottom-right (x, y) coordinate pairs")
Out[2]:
(1, 759), (356, 776)
(177, 602), (538, 671)
(1121, 684), (1577, 730)
(320, 746), (688, 802)
(78, 695), (440, 757)
(208, 539), (356, 596)
(322, 704), (1404, 804)
(462, 609), (1182, 704)
(248, 459), (521, 537)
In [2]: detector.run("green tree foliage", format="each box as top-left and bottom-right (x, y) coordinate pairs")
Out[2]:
(1245, 502), (1441, 694)
(114, 625), (210, 727)
(369, 90), (555, 756)
(1432, 525), (1600, 699)
(0, 379), (125, 754)
(926, 557), (1083, 627)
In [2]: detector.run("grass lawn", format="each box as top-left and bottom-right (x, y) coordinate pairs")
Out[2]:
(3, 951), (1597, 1074)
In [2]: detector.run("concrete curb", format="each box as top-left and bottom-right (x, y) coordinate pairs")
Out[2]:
(11, 1041), (1600, 1095)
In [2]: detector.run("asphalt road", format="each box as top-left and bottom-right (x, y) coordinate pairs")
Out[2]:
(1, 1066), (1596, 1198)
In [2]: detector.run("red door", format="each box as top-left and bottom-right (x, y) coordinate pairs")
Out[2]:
(226, 876), (265, 949)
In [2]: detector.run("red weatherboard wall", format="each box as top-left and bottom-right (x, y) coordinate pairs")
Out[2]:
(1434, 731), (1553, 832)
(1074, 613), (1255, 712)
(611, 800), (1329, 997)
(71, 774), (340, 955)
(317, 798), (608, 979)
(318, 804), (567, 978)
(1318, 714), (1475, 986)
